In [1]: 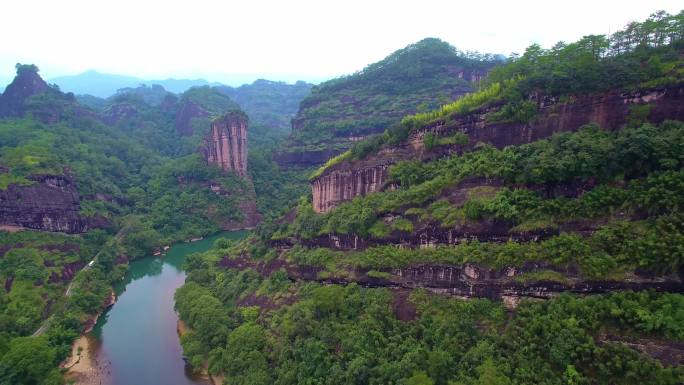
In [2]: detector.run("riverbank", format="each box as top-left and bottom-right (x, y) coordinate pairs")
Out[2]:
(62, 334), (111, 385)
(60, 230), (247, 385)
(62, 289), (116, 384)
(177, 320), (225, 385)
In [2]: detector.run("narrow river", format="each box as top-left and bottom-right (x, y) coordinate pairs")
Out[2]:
(87, 231), (248, 385)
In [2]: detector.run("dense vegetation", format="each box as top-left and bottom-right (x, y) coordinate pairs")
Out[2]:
(312, 10), (684, 175)
(71, 79), (314, 218)
(175, 238), (684, 385)
(0, 230), (115, 385)
(3, 8), (684, 385)
(169, 12), (684, 383)
(282, 38), (499, 155)
(216, 79), (313, 135)
(0, 64), (314, 384)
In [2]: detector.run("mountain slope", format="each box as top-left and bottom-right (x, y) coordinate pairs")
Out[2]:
(174, 11), (684, 385)
(0, 65), (266, 385)
(216, 79), (313, 135)
(275, 38), (499, 167)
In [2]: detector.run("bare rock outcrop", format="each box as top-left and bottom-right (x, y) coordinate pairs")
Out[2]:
(310, 84), (684, 214)
(200, 111), (260, 229)
(219, 255), (684, 301)
(411, 85), (684, 150)
(0, 64), (50, 117)
(312, 164), (390, 213)
(202, 112), (248, 176)
(0, 174), (103, 233)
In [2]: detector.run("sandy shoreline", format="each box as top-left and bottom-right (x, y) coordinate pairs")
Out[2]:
(62, 290), (116, 385)
(62, 334), (112, 385)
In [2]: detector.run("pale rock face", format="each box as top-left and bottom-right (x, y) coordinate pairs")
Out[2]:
(203, 112), (248, 176)
(311, 164), (389, 213)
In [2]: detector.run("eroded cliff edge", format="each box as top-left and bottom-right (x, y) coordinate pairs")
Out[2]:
(203, 111), (248, 176)
(0, 173), (104, 233)
(201, 112), (261, 229)
(311, 85), (684, 213)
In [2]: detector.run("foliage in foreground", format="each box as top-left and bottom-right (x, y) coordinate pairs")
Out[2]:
(175, 239), (684, 385)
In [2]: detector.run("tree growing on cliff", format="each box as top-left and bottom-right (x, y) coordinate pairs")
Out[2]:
(15, 63), (39, 75)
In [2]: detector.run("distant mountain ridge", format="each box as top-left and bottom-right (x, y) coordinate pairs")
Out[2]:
(48, 70), (222, 97)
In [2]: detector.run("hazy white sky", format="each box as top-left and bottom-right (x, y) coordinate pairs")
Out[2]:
(0, 0), (681, 84)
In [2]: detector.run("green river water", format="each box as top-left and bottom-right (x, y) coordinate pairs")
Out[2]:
(88, 231), (248, 385)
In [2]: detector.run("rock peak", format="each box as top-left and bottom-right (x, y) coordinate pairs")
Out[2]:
(0, 63), (50, 117)
(202, 111), (249, 176)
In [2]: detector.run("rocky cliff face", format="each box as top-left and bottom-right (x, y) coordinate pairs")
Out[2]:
(202, 112), (248, 176)
(199, 112), (261, 229)
(219, 254), (684, 302)
(312, 164), (390, 213)
(310, 85), (684, 213)
(0, 64), (50, 117)
(411, 85), (684, 151)
(0, 64), (92, 124)
(0, 174), (102, 233)
(275, 38), (495, 168)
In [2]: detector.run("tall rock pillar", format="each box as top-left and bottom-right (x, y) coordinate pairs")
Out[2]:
(203, 111), (248, 176)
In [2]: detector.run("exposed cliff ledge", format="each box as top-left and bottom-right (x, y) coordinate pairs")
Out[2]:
(202, 112), (248, 176)
(410, 85), (684, 151)
(310, 84), (684, 214)
(312, 164), (391, 213)
(219, 255), (684, 301)
(200, 112), (260, 229)
(0, 174), (103, 233)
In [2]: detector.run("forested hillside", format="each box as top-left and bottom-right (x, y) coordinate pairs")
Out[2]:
(77, 79), (314, 218)
(276, 38), (500, 166)
(216, 79), (313, 138)
(175, 10), (684, 385)
(0, 64), (306, 384)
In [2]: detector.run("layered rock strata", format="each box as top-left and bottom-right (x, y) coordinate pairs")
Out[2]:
(202, 112), (248, 176)
(312, 164), (390, 213)
(311, 84), (684, 214)
(0, 174), (97, 233)
(219, 255), (684, 301)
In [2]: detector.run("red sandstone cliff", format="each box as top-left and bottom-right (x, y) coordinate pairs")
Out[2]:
(311, 164), (391, 213)
(310, 84), (684, 213)
(203, 112), (248, 176)
(0, 174), (106, 233)
(201, 111), (261, 229)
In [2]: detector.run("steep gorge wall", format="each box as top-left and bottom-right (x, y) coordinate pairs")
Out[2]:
(411, 85), (684, 149)
(202, 112), (248, 176)
(312, 164), (390, 213)
(311, 85), (684, 214)
(201, 112), (260, 229)
(219, 255), (684, 301)
(0, 174), (100, 233)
